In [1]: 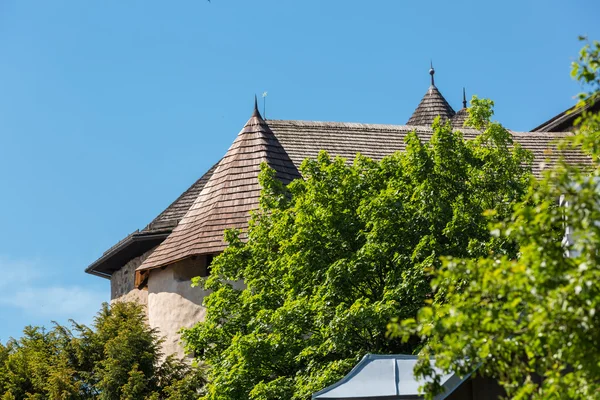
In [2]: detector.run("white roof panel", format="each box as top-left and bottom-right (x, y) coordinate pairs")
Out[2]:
(312, 354), (469, 399)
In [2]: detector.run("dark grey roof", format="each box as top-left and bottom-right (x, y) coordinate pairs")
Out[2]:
(85, 230), (169, 277)
(406, 85), (456, 126)
(532, 98), (600, 132)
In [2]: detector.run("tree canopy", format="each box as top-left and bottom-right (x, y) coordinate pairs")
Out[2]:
(0, 302), (205, 400)
(182, 99), (533, 400)
(390, 38), (600, 400)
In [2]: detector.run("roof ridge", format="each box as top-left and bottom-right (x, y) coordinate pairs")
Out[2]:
(268, 119), (572, 136)
(267, 119), (443, 131)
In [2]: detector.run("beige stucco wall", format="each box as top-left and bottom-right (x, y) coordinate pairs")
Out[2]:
(147, 256), (211, 358)
(110, 249), (156, 309)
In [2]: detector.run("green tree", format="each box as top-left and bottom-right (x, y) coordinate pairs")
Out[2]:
(390, 39), (600, 400)
(182, 100), (532, 399)
(0, 301), (205, 399)
(570, 37), (600, 160)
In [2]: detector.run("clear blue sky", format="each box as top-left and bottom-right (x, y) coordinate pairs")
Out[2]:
(0, 0), (599, 341)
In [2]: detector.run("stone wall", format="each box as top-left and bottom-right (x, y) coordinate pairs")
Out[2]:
(110, 249), (155, 307)
(147, 256), (211, 358)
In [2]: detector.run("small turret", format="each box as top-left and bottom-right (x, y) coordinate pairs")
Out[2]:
(406, 63), (456, 126)
(451, 87), (469, 128)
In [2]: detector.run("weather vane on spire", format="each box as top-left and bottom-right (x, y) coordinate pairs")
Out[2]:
(262, 92), (268, 119)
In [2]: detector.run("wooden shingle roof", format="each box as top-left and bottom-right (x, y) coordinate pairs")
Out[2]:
(86, 89), (593, 277)
(143, 163), (218, 233)
(136, 119), (590, 272)
(406, 67), (456, 126)
(84, 163), (218, 277)
(451, 108), (468, 128)
(450, 88), (469, 128)
(138, 103), (300, 271)
(406, 85), (456, 126)
(268, 120), (590, 179)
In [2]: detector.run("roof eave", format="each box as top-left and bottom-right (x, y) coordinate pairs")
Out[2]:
(85, 230), (171, 278)
(532, 99), (599, 132)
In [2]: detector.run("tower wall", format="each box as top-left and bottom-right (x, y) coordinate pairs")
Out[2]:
(147, 256), (211, 358)
(110, 249), (155, 307)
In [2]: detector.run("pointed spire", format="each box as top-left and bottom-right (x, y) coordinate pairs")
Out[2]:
(462, 87), (467, 109)
(252, 94), (263, 119)
(429, 61), (435, 87)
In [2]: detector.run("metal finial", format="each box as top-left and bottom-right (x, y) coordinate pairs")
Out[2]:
(252, 94), (262, 118)
(462, 87), (467, 108)
(429, 61), (435, 86)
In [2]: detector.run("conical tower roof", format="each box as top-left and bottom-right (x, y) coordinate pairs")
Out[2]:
(406, 64), (455, 126)
(451, 108), (468, 128)
(451, 87), (469, 128)
(139, 99), (300, 271)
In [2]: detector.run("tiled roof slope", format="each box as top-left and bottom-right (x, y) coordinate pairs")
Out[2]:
(451, 108), (468, 128)
(84, 162), (218, 277)
(406, 85), (456, 126)
(268, 120), (590, 180)
(137, 119), (590, 272)
(142, 162), (219, 232)
(139, 105), (300, 271)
